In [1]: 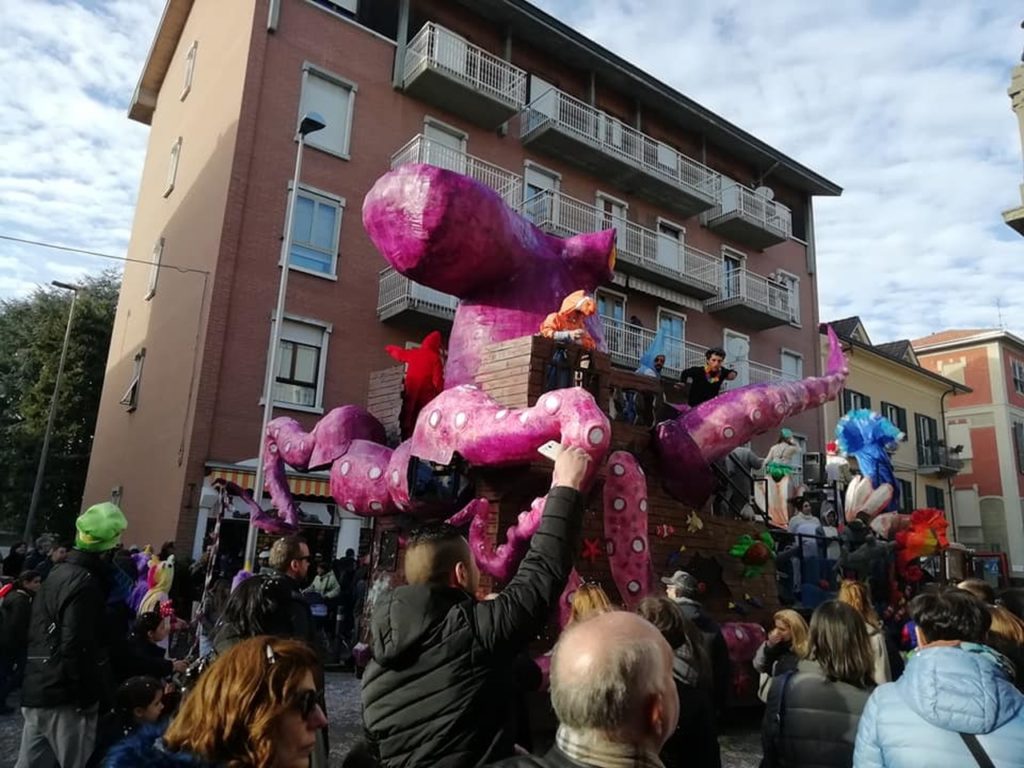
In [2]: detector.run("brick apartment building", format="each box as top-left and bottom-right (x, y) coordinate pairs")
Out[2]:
(913, 330), (1024, 576)
(82, 0), (841, 556)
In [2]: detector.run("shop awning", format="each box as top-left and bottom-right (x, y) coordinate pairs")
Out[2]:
(205, 465), (332, 499)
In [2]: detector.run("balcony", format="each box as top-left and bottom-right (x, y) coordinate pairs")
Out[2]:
(522, 190), (719, 299)
(377, 267), (458, 323)
(391, 134), (523, 208)
(747, 361), (798, 386)
(600, 316), (705, 376)
(703, 182), (793, 250)
(400, 22), (528, 128)
(917, 443), (964, 478)
(520, 88), (720, 217)
(705, 268), (794, 330)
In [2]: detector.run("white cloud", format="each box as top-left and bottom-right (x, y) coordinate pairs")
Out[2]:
(1, 0), (1021, 345)
(533, 0), (1024, 342)
(0, 0), (164, 297)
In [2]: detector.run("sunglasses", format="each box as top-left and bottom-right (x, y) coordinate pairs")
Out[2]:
(264, 644), (321, 720)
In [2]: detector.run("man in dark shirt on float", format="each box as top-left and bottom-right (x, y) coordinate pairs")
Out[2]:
(677, 347), (738, 407)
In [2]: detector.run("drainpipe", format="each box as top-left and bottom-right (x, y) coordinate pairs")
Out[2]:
(267, 0), (281, 32)
(499, 30), (512, 137)
(393, 0), (410, 89)
(941, 386), (958, 536)
(589, 71), (596, 106)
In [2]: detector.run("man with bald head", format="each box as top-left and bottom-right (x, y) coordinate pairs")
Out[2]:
(494, 611), (680, 768)
(362, 447), (592, 768)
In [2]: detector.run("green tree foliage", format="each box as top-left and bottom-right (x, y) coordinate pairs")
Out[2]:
(0, 271), (120, 538)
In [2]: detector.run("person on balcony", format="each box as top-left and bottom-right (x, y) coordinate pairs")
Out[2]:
(385, 331), (446, 441)
(676, 348), (737, 407)
(539, 290), (597, 350)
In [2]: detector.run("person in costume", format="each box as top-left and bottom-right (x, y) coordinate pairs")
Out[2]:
(676, 347), (737, 407)
(385, 331), (445, 440)
(539, 290), (597, 350)
(761, 429), (801, 528)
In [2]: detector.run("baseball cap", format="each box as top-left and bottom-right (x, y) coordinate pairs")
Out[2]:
(660, 570), (699, 598)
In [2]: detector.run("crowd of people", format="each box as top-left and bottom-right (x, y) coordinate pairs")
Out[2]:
(1, 444), (1023, 767)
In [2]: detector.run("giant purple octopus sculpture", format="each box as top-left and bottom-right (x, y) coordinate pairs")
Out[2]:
(256, 163), (848, 592)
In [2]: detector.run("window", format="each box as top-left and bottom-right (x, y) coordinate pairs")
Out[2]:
(916, 413), (940, 466)
(842, 389), (871, 413)
(528, 74), (557, 117)
(299, 67), (356, 158)
(165, 137), (182, 197)
(181, 40), (198, 100)
(657, 309), (686, 371)
(656, 219), (684, 272)
(523, 164), (559, 224)
(774, 271), (800, 325)
(312, 0), (357, 14)
(423, 119), (467, 172)
(274, 319), (330, 409)
(1014, 422), (1024, 474)
(721, 252), (743, 298)
(120, 349), (146, 412)
(780, 350), (803, 381)
(881, 401), (908, 434)
(289, 188), (343, 275)
(1012, 359), (1024, 395)
(897, 479), (914, 513)
(925, 486), (946, 511)
(145, 238), (164, 301)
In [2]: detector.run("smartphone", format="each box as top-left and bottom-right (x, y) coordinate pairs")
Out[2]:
(537, 440), (562, 461)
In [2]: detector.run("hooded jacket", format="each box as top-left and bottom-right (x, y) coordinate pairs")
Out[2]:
(103, 725), (216, 768)
(361, 486), (582, 768)
(539, 291), (597, 350)
(854, 643), (1024, 768)
(663, 643), (721, 768)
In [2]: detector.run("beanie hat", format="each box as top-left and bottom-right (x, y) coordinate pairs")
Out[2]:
(75, 502), (128, 552)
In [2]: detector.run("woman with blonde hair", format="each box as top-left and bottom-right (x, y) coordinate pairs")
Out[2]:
(838, 579), (892, 684)
(106, 636), (328, 767)
(753, 609), (809, 701)
(569, 581), (613, 623)
(987, 603), (1024, 693)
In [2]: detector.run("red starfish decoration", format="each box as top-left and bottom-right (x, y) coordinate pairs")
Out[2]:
(581, 538), (602, 564)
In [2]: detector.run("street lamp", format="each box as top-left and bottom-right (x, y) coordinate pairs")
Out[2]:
(242, 110), (326, 570)
(24, 281), (81, 542)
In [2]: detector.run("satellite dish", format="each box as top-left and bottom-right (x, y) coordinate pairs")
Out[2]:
(754, 186), (775, 200)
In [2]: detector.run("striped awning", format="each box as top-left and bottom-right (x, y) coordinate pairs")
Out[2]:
(205, 466), (332, 498)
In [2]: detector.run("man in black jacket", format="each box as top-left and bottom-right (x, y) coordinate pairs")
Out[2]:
(0, 570), (41, 714)
(15, 502), (127, 768)
(362, 445), (591, 768)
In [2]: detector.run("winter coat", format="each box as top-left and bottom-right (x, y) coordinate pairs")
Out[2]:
(104, 724), (217, 767)
(864, 623), (891, 686)
(674, 597), (731, 714)
(22, 549), (112, 709)
(754, 640), (802, 678)
(362, 486), (583, 768)
(309, 571), (341, 601)
(762, 659), (872, 768)
(0, 588), (33, 656)
(662, 644), (721, 768)
(854, 643), (1024, 768)
(115, 635), (174, 681)
(214, 571), (320, 656)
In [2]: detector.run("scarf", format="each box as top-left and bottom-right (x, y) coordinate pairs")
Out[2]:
(555, 726), (665, 768)
(703, 364), (722, 384)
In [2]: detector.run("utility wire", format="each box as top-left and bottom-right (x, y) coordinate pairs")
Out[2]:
(0, 234), (210, 276)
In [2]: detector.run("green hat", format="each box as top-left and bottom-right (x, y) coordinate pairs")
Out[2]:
(780, 428), (794, 439)
(75, 502), (127, 552)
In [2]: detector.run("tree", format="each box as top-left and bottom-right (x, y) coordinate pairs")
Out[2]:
(0, 271), (120, 539)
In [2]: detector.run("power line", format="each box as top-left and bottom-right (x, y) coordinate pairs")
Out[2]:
(0, 234), (210, 276)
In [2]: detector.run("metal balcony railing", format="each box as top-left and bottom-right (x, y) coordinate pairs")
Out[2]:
(521, 87), (721, 202)
(917, 443), (964, 472)
(404, 23), (527, 109)
(707, 267), (793, 321)
(377, 267), (458, 321)
(600, 316), (705, 375)
(522, 189), (720, 295)
(748, 360), (799, 385)
(391, 135), (523, 208)
(707, 183), (792, 239)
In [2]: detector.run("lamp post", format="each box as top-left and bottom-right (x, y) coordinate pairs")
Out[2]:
(242, 110), (326, 570)
(24, 281), (81, 542)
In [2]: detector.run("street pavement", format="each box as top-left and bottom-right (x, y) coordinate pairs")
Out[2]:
(0, 672), (762, 766)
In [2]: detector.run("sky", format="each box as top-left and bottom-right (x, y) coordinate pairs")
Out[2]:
(0, 0), (1022, 344)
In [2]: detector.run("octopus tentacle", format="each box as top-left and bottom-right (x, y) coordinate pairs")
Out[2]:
(656, 326), (849, 508)
(603, 452), (651, 609)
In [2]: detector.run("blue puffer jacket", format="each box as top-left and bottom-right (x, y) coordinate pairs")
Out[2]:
(103, 724), (218, 767)
(854, 643), (1024, 768)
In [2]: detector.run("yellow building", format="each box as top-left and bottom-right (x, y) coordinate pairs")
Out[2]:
(820, 318), (970, 518)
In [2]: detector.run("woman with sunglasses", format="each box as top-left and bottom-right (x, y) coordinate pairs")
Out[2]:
(105, 636), (328, 767)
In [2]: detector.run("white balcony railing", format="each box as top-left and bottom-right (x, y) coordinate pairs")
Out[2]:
(391, 135), (523, 208)
(522, 190), (719, 292)
(600, 316), (706, 374)
(404, 22), (528, 108)
(708, 267), (793, 320)
(378, 267), (458, 319)
(521, 87), (720, 200)
(710, 182), (792, 238)
(748, 360), (798, 385)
